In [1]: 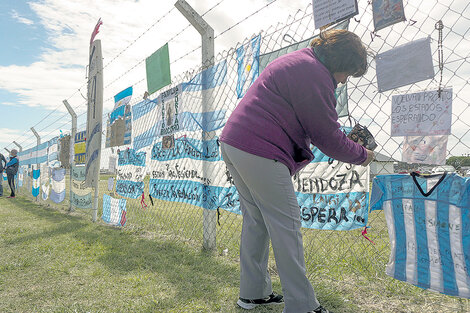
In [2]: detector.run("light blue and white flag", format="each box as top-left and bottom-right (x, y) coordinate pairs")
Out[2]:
(32, 166), (40, 197)
(370, 173), (470, 299)
(114, 86), (133, 110)
(102, 194), (127, 226)
(236, 34), (261, 98)
(181, 60), (227, 92)
(132, 61), (228, 152)
(18, 142), (48, 166)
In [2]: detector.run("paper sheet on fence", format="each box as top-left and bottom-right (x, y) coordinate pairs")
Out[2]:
(391, 89), (452, 136)
(376, 37), (434, 92)
(312, 0), (358, 29)
(74, 130), (86, 165)
(146, 43), (171, 95)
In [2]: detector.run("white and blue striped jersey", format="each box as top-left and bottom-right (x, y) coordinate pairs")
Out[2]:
(370, 172), (470, 299)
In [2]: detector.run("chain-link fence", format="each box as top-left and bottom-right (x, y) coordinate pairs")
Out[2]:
(14, 0), (470, 312)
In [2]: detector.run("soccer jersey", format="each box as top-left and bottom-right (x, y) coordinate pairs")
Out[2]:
(370, 172), (470, 298)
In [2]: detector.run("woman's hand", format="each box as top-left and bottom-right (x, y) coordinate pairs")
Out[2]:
(361, 149), (374, 166)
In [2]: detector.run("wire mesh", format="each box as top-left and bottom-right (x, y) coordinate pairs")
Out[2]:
(15, 1), (470, 312)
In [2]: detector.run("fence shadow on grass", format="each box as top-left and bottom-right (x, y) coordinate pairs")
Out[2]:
(9, 195), (361, 312)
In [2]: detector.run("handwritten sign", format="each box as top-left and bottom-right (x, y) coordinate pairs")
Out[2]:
(312, 0), (358, 29)
(115, 149), (146, 199)
(294, 150), (370, 230)
(391, 89), (452, 136)
(71, 165), (92, 208)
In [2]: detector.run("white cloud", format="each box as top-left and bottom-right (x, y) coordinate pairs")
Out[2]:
(10, 10), (34, 25)
(1, 0), (469, 158)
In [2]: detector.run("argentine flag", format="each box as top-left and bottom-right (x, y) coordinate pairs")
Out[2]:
(236, 34), (261, 98)
(113, 86), (133, 110)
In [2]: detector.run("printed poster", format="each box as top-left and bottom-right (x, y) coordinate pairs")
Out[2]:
(391, 89), (452, 136)
(402, 135), (448, 165)
(160, 85), (182, 137)
(312, 0), (358, 29)
(372, 0), (406, 32)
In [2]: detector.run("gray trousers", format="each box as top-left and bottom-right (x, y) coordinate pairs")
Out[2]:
(221, 143), (319, 313)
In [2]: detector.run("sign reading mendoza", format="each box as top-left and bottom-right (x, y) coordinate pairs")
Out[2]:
(115, 148), (146, 199)
(294, 145), (370, 230)
(85, 39), (103, 187)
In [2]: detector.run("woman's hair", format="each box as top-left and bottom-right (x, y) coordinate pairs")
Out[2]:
(310, 29), (368, 77)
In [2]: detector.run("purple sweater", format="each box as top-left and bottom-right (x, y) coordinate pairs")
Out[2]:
(220, 47), (367, 175)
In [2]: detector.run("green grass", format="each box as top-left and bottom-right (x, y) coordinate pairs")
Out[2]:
(13, 178), (470, 313)
(1, 196), (350, 313)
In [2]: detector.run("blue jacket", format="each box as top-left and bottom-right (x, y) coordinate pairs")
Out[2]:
(6, 156), (19, 176)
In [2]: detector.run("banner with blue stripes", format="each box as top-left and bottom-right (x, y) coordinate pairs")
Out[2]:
(32, 167), (40, 197)
(371, 173), (470, 298)
(102, 194), (127, 226)
(236, 34), (261, 98)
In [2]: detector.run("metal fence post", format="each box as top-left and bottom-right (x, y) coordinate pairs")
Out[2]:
(175, 0), (216, 251)
(12, 141), (22, 154)
(63, 100), (77, 212)
(4, 148), (10, 154)
(31, 127), (41, 201)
